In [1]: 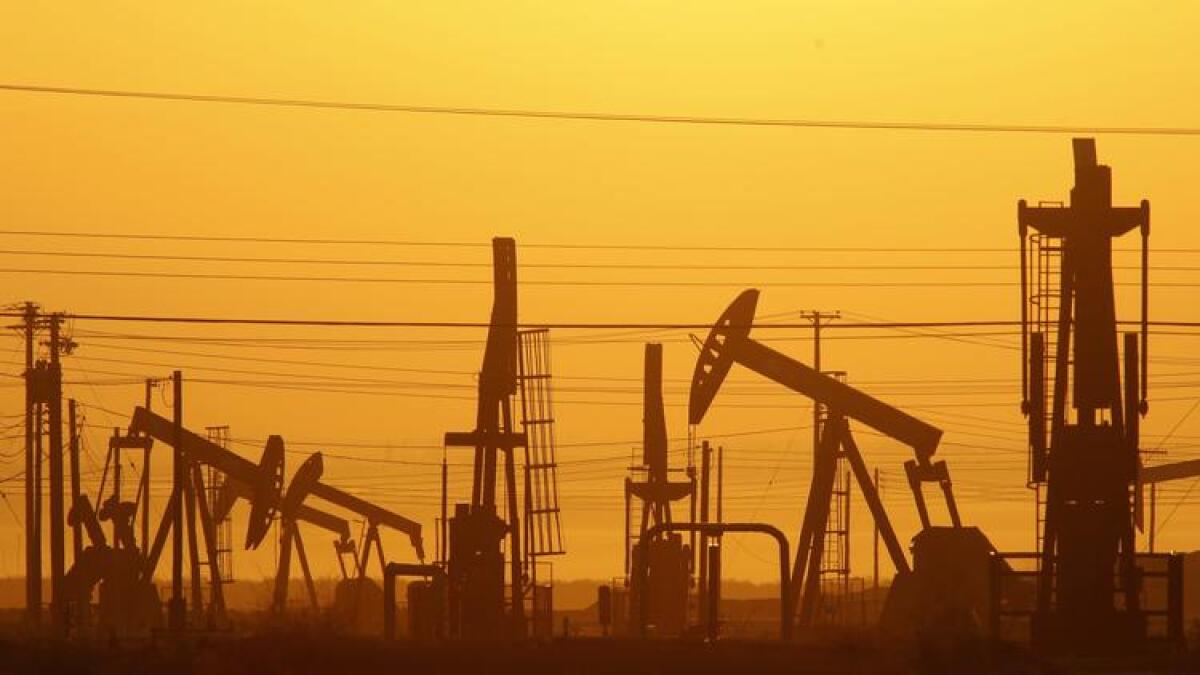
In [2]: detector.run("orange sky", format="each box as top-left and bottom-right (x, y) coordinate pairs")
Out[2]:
(1, 3), (1199, 591)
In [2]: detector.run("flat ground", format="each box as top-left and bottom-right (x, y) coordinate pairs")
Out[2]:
(0, 634), (1188, 675)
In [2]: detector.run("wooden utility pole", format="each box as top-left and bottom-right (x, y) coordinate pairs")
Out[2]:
(799, 311), (841, 460)
(46, 314), (66, 631)
(68, 400), (82, 562)
(798, 310), (840, 623)
(34, 401), (42, 620)
(698, 440), (712, 626)
(169, 371), (185, 632)
(142, 378), (155, 552)
(20, 302), (37, 624)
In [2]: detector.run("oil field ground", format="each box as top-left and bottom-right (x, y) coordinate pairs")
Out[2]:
(0, 634), (1087, 675)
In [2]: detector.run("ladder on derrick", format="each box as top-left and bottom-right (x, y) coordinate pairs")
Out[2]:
(517, 329), (565, 560)
(516, 329), (564, 637)
(816, 373), (851, 624)
(204, 426), (236, 590)
(1028, 226), (1064, 557)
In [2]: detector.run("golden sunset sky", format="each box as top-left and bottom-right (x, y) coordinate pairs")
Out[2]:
(1, 2), (1198, 592)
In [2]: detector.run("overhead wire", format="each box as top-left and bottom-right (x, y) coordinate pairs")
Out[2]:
(4, 83), (1200, 137)
(1, 229), (1199, 253)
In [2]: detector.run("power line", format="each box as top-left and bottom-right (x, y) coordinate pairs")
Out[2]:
(1, 310), (1027, 329)
(1149, 398), (1200, 534)
(0, 266), (1040, 287)
(4, 310), (1199, 331)
(17, 266), (1200, 290)
(4, 83), (1200, 136)
(8, 248), (1198, 272)
(0, 229), (1196, 253)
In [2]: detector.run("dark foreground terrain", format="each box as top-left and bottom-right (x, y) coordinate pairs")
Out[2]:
(0, 633), (1191, 675)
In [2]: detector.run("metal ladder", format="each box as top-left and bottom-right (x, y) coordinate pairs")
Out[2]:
(516, 329), (565, 560)
(815, 373), (851, 624)
(1029, 229), (1063, 556)
(203, 427), (235, 595)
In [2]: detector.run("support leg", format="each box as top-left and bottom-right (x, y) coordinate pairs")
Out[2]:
(184, 464), (203, 624)
(293, 528), (319, 611)
(842, 430), (910, 575)
(272, 524), (294, 614)
(790, 415), (843, 623)
(191, 466), (226, 623)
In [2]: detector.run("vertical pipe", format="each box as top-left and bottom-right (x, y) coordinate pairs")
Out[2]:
(1019, 220), (1030, 410)
(440, 452), (447, 566)
(1140, 208), (1149, 408)
(33, 402), (43, 624)
(812, 316), (822, 461)
(383, 565), (397, 640)
(68, 400), (81, 562)
(716, 446), (723, 524)
(23, 303), (36, 624)
(623, 479), (630, 577)
(112, 442), (121, 522)
(170, 370), (185, 632)
(688, 464), (696, 574)
(698, 441), (711, 627)
(1149, 484), (1157, 554)
(1030, 334), (1047, 482)
(706, 543), (720, 642)
(47, 316), (64, 632)
(143, 379), (152, 553)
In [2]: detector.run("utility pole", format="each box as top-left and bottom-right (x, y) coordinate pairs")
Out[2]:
(46, 314), (70, 631)
(18, 302), (37, 625)
(169, 371), (185, 633)
(798, 310), (840, 623)
(142, 378), (156, 552)
(34, 399), (42, 620)
(698, 440), (712, 627)
(69, 400), (82, 563)
(799, 311), (841, 458)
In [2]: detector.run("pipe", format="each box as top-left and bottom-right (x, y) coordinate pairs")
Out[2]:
(634, 522), (790, 641)
(383, 562), (446, 641)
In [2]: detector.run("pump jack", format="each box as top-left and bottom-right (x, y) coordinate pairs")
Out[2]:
(63, 494), (162, 635)
(625, 343), (694, 636)
(206, 457), (359, 615)
(689, 289), (995, 634)
(275, 452), (425, 619)
(443, 237), (528, 639)
(129, 407), (423, 621)
(268, 498), (355, 615)
(1011, 139), (1183, 653)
